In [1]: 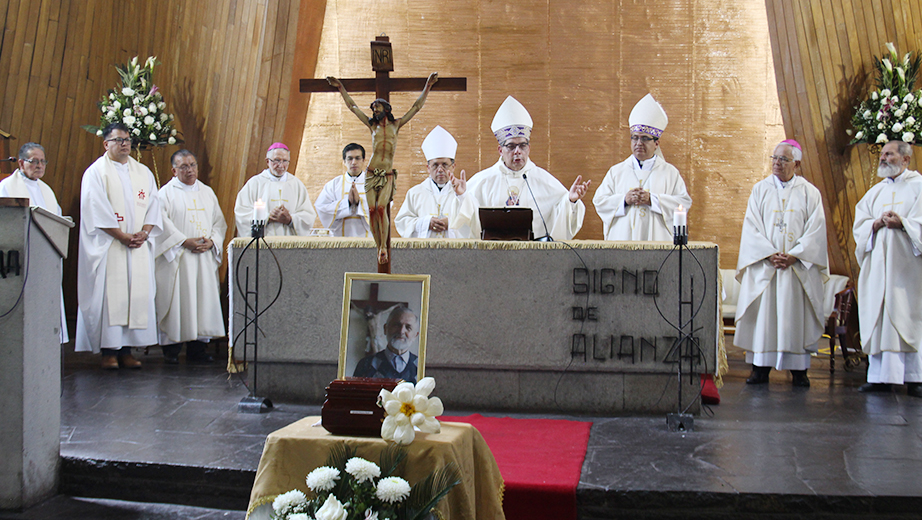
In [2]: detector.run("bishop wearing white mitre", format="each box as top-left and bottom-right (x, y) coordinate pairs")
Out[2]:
(593, 94), (692, 241)
(456, 96), (590, 240)
(395, 125), (469, 238)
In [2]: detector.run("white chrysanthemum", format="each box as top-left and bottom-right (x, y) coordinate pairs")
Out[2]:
(903, 132), (915, 143)
(378, 377), (443, 445)
(144, 115), (155, 126)
(123, 115), (136, 126)
(314, 493), (348, 520)
(345, 457), (381, 483)
(122, 87), (135, 96)
(877, 133), (889, 144)
(305, 466), (340, 493)
(168, 136), (176, 145)
(272, 489), (308, 515)
(289, 514), (312, 520)
(376, 476), (411, 503)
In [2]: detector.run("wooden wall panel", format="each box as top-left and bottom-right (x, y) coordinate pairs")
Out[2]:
(0, 0), (326, 319)
(766, 0), (922, 280)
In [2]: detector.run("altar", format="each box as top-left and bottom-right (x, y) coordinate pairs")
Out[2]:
(229, 238), (720, 414)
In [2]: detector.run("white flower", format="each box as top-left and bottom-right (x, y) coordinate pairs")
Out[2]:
(855, 131), (864, 140)
(905, 93), (915, 103)
(132, 128), (141, 136)
(881, 89), (891, 98)
(113, 100), (121, 110)
(96, 129), (103, 136)
(345, 457), (381, 483)
(158, 101), (165, 110)
(878, 123), (885, 130)
(376, 477), (411, 503)
(272, 489), (308, 516)
(892, 95), (900, 102)
(289, 514), (312, 520)
(139, 106), (148, 116)
(863, 109), (872, 119)
(379, 377), (443, 445)
(895, 109), (905, 118)
(146, 56), (156, 69)
(897, 67), (906, 82)
(876, 111), (885, 121)
(122, 87), (135, 96)
(160, 113), (168, 122)
(314, 494), (348, 520)
(148, 102), (157, 113)
(107, 110), (116, 118)
(893, 122), (904, 133)
(882, 58), (893, 72)
(123, 115), (136, 126)
(901, 103), (909, 111)
(364, 510), (379, 520)
(872, 90), (880, 100)
(886, 42), (897, 56)
(907, 116), (916, 126)
(903, 132), (915, 142)
(168, 136), (176, 145)
(143, 115), (155, 126)
(169, 114), (174, 120)
(109, 93), (116, 100)
(876, 133), (889, 143)
(170, 128), (177, 136)
(149, 133), (157, 140)
(154, 122), (162, 131)
(305, 466), (340, 492)
(123, 108), (132, 117)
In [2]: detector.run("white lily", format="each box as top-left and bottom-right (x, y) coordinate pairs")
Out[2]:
(886, 42), (897, 57)
(378, 377), (444, 445)
(882, 58), (893, 73)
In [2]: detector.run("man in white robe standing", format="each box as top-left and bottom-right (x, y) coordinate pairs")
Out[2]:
(733, 139), (828, 387)
(315, 143), (371, 237)
(593, 94), (692, 241)
(395, 125), (469, 238)
(0, 142), (69, 344)
(154, 150), (227, 364)
(233, 142), (316, 237)
(75, 123), (162, 369)
(853, 140), (922, 397)
(456, 96), (590, 240)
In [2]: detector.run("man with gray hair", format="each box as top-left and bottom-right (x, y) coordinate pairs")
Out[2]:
(352, 305), (420, 382)
(233, 142), (316, 236)
(853, 139), (922, 397)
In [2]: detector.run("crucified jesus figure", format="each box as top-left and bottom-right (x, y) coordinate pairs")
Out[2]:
(327, 72), (439, 264)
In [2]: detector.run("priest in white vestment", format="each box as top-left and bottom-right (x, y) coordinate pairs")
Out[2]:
(853, 140), (922, 397)
(233, 142), (316, 237)
(396, 125), (469, 238)
(456, 96), (590, 240)
(315, 143), (371, 237)
(75, 123), (162, 369)
(733, 140), (828, 387)
(593, 94), (692, 241)
(154, 150), (227, 364)
(0, 142), (69, 344)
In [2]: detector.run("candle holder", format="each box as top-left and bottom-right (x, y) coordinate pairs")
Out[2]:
(251, 219), (266, 239)
(673, 225), (687, 246)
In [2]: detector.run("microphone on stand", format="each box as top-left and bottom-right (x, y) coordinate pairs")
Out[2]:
(522, 173), (553, 242)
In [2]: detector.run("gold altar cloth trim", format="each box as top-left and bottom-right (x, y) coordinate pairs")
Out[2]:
(247, 417), (505, 520)
(231, 236), (718, 251)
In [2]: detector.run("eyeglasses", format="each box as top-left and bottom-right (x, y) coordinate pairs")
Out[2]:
(106, 137), (132, 145)
(769, 155), (793, 163)
(502, 142), (529, 151)
(23, 158), (49, 166)
(268, 158), (291, 165)
(175, 163), (197, 172)
(630, 135), (657, 143)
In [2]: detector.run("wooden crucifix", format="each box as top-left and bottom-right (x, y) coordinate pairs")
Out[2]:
(300, 35), (466, 273)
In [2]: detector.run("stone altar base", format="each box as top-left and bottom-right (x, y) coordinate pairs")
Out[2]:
(229, 238), (720, 414)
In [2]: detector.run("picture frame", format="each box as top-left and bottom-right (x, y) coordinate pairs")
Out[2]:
(338, 272), (430, 383)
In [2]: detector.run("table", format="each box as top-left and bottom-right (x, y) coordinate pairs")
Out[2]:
(247, 416), (505, 520)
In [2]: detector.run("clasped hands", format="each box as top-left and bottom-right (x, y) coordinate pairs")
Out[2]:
(183, 237), (214, 254)
(770, 252), (797, 270)
(873, 210), (903, 232)
(625, 187), (651, 206)
(269, 205), (292, 225)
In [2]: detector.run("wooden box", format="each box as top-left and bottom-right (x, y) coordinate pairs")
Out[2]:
(321, 378), (400, 437)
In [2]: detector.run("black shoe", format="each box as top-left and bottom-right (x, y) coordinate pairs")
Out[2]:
(187, 353), (215, 364)
(858, 382), (893, 393)
(791, 370), (810, 387)
(162, 344), (181, 365)
(907, 383), (922, 398)
(746, 365), (770, 385)
(164, 355), (179, 365)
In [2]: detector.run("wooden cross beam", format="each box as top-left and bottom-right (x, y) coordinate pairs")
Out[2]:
(300, 35), (467, 274)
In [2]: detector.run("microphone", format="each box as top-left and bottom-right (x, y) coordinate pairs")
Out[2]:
(522, 173), (553, 242)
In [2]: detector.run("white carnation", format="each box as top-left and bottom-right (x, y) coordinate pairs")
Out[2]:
(872, 90), (879, 100)
(109, 93), (116, 100)
(878, 123), (885, 130)
(305, 466), (340, 492)
(901, 103), (909, 111)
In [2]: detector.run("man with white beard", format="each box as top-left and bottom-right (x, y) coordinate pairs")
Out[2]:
(853, 140), (922, 397)
(733, 139), (828, 387)
(352, 306), (420, 383)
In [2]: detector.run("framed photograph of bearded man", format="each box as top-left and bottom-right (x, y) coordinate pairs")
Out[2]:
(338, 273), (430, 384)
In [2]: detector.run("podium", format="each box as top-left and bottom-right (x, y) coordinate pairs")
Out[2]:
(0, 198), (74, 509)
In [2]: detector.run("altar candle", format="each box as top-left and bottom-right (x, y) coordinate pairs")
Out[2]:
(674, 205), (687, 228)
(253, 198), (268, 222)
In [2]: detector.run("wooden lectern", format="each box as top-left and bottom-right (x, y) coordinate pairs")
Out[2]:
(0, 198), (74, 509)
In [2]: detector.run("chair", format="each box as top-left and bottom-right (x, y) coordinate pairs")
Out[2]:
(826, 287), (864, 373)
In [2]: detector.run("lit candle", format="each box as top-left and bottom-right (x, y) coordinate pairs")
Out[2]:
(674, 204), (687, 228)
(253, 198), (268, 222)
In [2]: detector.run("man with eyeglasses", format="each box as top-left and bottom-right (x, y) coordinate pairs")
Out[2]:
(734, 139), (827, 388)
(233, 142), (317, 236)
(457, 96), (590, 240)
(853, 140), (922, 397)
(395, 126), (469, 238)
(315, 143), (372, 237)
(154, 150), (227, 365)
(75, 122), (162, 370)
(0, 142), (70, 344)
(593, 94), (692, 241)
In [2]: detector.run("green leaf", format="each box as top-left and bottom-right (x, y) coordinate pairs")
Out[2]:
(400, 462), (462, 520)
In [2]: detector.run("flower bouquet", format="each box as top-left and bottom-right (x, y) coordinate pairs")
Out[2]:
(848, 42), (922, 146)
(81, 56), (181, 148)
(270, 443), (461, 520)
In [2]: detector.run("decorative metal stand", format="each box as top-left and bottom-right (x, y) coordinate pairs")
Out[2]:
(238, 219), (274, 414)
(666, 224), (695, 432)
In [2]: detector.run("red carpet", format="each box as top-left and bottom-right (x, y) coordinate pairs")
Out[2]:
(441, 414), (591, 520)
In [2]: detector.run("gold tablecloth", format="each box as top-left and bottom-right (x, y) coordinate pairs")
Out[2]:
(247, 417), (505, 520)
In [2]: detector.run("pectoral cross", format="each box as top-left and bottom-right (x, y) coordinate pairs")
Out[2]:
(882, 192), (904, 213)
(270, 189), (288, 208)
(187, 197), (207, 236)
(773, 200), (796, 252)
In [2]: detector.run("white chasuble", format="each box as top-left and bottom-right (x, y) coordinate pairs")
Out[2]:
(75, 155), (162, 353)
(395, 178), (467, 238)
(733, 175), (828, 364)
(456, 159), (585, 240)
(315, 172), (371, 237)
(854, 170), (922, 363)
(233, 170), (317, 237)
(592, 156), (692, 241)
(154, 178), (227, 344)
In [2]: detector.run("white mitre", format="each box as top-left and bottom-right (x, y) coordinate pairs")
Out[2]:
(491, 96), (533, 143)
(629, 94), (668, 138)
(421, 125), (457, 161)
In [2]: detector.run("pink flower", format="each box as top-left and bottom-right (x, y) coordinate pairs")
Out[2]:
(148, 85), (159, 97)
